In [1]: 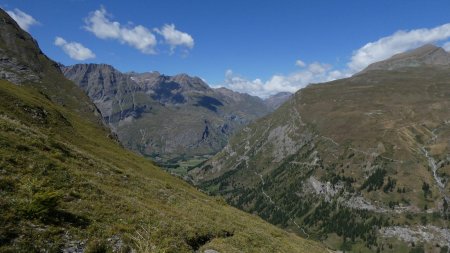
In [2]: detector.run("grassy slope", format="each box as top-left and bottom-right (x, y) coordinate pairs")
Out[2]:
(191, 68), (450, 252)
(0, 80), (325, 252)
(195, 68), (450, 204)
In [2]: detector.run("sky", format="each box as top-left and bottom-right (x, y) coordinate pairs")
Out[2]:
(2, 0), (450, 97)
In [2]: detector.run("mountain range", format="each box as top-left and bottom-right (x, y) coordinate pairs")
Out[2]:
(0, 8), (323, 252)
(2, 4), (450, 252)
(62, 63), (290, 171)
(190, 44), (450, 252)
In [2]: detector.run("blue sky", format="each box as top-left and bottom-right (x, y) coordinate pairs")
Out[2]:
(2, 0), (450, 97)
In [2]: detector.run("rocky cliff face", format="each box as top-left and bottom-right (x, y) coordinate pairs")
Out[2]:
(62, 64), (272, 166)
(190, 45), (450, 251)
(0, 9), (102, 124)
(0, 10), (42, 84)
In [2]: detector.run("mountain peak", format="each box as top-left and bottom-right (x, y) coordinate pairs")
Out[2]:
(0, 8), (104, 124)
(62, 63), (118, 73)
(360, 44), (450, 73)
(407, 43), (439, 51)
(0, 8), (45, 83)
(390, 44), (447, 60)
(170, 73), (209, 90)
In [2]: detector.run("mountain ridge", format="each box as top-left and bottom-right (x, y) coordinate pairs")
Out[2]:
(190, 45), (450, 252)
(360, 44), (450, 73)
(62, 63), (276, 168)
(0, 9), (104, 127)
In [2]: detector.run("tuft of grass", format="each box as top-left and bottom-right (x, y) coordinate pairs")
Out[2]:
(22, 190), (61, 219)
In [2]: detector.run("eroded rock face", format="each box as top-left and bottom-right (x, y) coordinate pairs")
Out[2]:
(0, 10), (43, 84)
(0, 52), (40, 84)
(380, 226), (450, 247)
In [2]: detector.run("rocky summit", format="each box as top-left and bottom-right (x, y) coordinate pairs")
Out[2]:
(190, 45), (450, 252)
(62, 64), (274, 170)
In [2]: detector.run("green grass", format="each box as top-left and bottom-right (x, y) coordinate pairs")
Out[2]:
(0, 80), (326, 252)
(191, 67), (450, 252)
(161, 156), (210, 177)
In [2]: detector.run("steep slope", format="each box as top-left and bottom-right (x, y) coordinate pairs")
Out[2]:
(191, 46), (450, 252)
(0, 8), (325, 253)
(62, 64), (271, 170)
(0, 9), (102, 125)
(0, 80), (327, 253)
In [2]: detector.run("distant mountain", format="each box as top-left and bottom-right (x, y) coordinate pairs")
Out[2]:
(62, 64), (273, 168)
(264, 92), (293, 110)
(360, 44), (450, 73)
(190, 45), (450, 252)
(0, 8), (325, 252)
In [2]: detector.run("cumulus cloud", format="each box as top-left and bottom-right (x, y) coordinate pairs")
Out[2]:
(348, 23), (450, 72)
(84, 7), (157, 54)
(295, 59), (306, 67)
(54, 37), (95, 61)
(6, 8), (38, 31)
(223, 62), (349, 98)
(221, 23), (450, 97)
(155, 24), (194, 53)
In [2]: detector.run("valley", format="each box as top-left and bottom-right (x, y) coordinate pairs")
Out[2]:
(0, 8), (324, 252)
(1, 2), (450, 253)
(62, 63), (290, 171)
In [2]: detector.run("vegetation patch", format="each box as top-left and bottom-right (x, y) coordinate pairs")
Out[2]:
(360, 168), (387, 192)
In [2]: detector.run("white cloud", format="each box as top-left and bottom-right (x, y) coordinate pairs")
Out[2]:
(295, 59), (306, 67)
(222, 62), (349, 98)
(6, 8), (38, 31)
(221, 23), (450, 97)
(84, 7), (157, 54)
(54, 37), (95, 61)
(308, 62), (330, 74)
(348, 23), (450, 72)
(155, 24), (194, 53)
